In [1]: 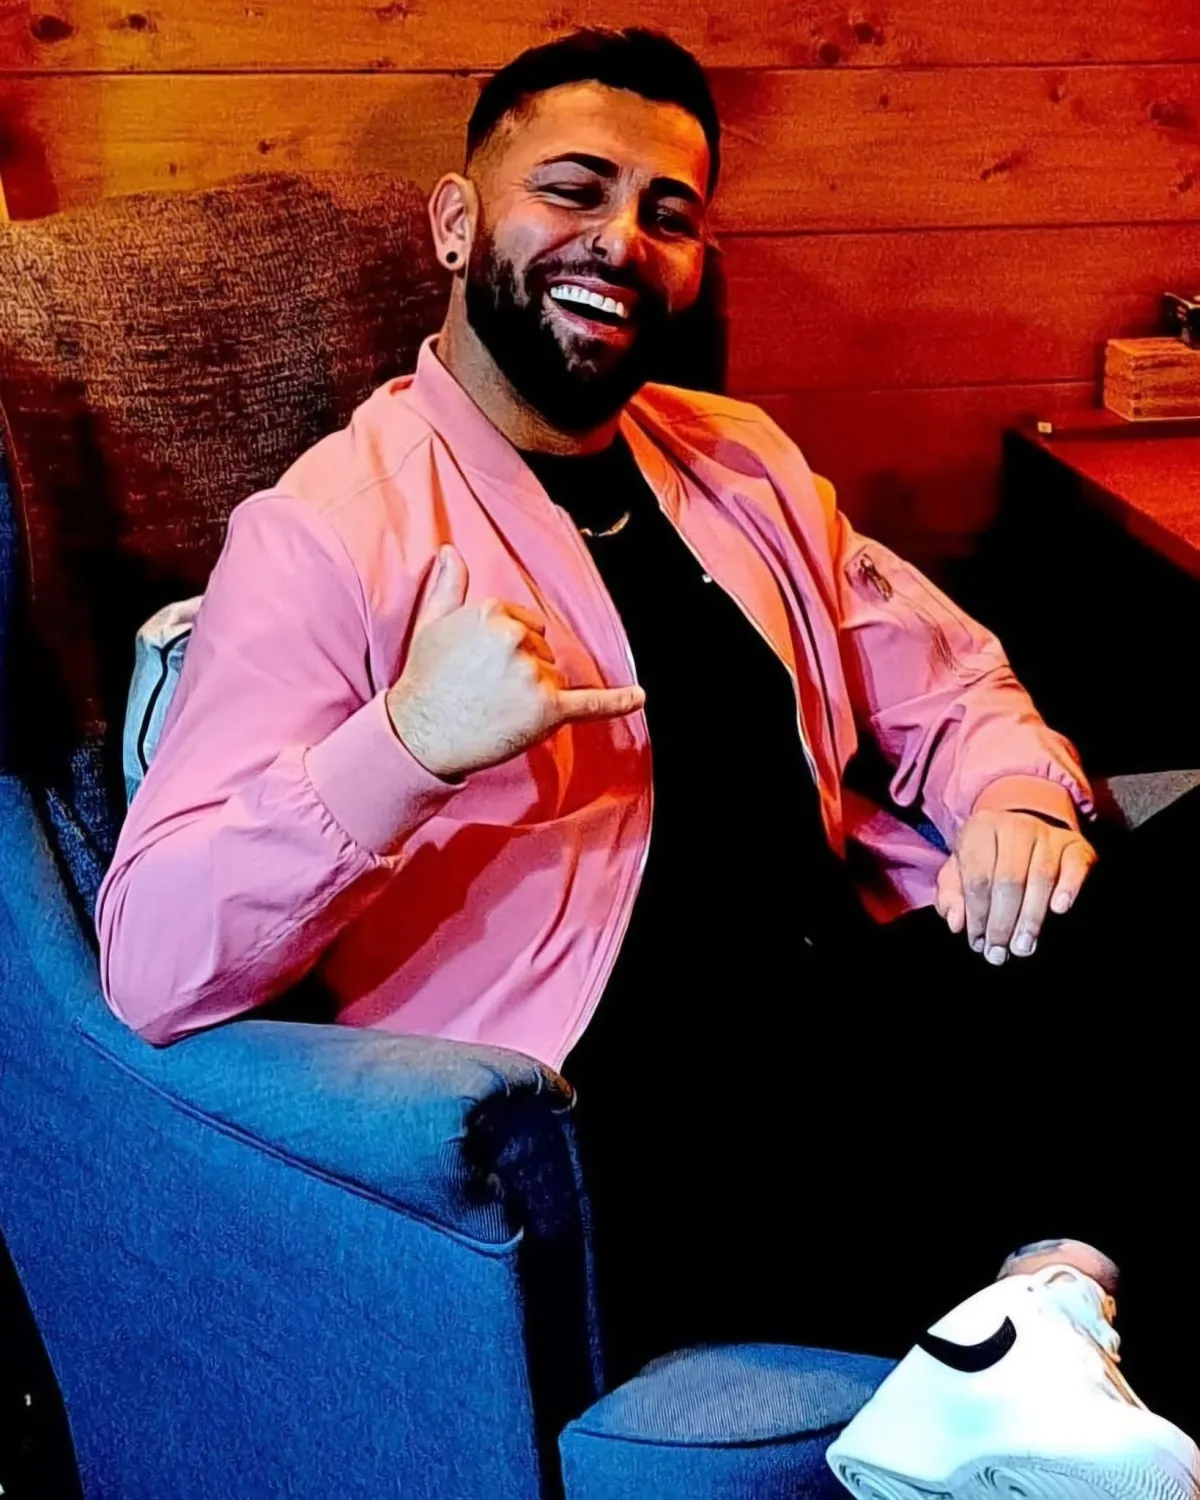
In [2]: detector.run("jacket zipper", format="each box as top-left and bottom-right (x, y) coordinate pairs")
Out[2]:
(855, 550), (959, 675)
(856, 555), (893, 600)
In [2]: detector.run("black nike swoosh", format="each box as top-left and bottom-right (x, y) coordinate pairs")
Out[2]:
(916, 1315), (1017, 1373)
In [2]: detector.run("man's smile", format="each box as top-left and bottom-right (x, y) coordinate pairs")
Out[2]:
(544, 275), (640, 346)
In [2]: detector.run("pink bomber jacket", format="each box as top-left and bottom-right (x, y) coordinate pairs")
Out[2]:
(96, 337), (1091, 1062)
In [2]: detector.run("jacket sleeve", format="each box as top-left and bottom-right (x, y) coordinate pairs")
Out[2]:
(95, 491), (462, 1045)
(812, 471), (1093, 844)
(729, 397), (1092, 843)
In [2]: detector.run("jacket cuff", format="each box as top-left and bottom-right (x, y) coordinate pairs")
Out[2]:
(304, 691), (463, 856)
(972, 774), (1080, 831)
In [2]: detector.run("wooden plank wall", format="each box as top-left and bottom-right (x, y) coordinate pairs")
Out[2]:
(2, 1), (1199, 565)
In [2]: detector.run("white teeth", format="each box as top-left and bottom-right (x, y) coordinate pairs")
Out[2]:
(549, 284), (630, 320)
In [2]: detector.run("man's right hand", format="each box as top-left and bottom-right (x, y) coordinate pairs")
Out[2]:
(386, 545), (646, 780)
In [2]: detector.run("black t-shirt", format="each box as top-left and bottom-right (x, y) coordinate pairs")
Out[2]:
(520, 436), (863, 1077)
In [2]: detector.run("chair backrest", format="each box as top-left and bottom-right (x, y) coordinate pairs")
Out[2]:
(0, 170), (447, 783)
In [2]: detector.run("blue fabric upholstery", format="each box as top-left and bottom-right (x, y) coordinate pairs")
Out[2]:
(560, 1344), (894, 1500)
(0, 771), (602, 1498)
(39, 738), (116, 917)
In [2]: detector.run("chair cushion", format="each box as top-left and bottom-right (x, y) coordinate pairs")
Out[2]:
(0, 170), (446, 767)
(560, 1343), (894, 1499)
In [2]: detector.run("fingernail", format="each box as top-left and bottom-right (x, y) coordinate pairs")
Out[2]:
(986, 945), (1008, 966)
(1011, 933), (1035, 957)
(971, 937), (985, 953)
(1052, 892), (1072, 913)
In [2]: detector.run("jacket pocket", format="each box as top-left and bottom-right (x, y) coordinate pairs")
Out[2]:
(844, 544), (989, 683)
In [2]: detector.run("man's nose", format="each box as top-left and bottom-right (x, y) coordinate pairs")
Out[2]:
(589, 200), (646, 267)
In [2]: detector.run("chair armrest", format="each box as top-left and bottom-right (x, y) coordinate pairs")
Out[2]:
(1092, 770), (1200, 831)
(0, 773), (575, 1246)
(82, 1021), (574, 1246)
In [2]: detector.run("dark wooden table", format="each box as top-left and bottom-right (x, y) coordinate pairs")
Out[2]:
(959, 410), (1200, 777)
(1015, 410), (1200, 581)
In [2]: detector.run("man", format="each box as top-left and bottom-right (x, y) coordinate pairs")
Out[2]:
(97, 28), (1198, 1493)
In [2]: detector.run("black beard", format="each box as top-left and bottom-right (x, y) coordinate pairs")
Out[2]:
(463, 230), (673, 433)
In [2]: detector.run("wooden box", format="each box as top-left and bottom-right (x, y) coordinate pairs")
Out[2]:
(1104, 337), (1200, 421)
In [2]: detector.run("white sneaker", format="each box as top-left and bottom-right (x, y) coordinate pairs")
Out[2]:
(826, 1263), (1200, 1499)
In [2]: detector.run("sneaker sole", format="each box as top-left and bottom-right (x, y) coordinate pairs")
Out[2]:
(828, 1452), (1198, 1500)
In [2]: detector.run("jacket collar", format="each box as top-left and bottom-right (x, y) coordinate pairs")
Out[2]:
(404, 335), (538, 493)
(403, 334), (680, 510)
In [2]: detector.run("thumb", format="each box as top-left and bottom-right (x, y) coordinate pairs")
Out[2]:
(415, 544), (468, 627)
(936, 853), (966, 934)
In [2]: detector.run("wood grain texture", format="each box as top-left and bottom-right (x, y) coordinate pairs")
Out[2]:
(3, 65), (1200, 228)
(0, 73), (477, 219)
(0, 1), (1193, 572)
(3, 0), (1200, 73)
(754, 380), (1096, 562)
(723, 224), (1200, 393)
(711, 64), (1200, 231)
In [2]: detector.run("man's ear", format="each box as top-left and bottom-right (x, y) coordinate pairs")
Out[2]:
(428, 174), (477, 272)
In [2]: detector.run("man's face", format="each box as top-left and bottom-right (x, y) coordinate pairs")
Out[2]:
(463, 81), (712, 432)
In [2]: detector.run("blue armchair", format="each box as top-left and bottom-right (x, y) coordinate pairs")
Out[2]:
(0, 762), (601, 1500)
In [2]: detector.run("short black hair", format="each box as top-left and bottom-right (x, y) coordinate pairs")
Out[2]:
(466, 28), (721, 196)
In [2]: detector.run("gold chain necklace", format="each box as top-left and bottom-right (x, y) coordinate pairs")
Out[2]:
(578, 509), (633, 540)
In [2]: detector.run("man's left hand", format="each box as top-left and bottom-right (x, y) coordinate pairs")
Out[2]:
(935, 810), (1097, 965)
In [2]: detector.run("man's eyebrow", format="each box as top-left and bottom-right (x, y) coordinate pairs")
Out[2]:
(534, 153), (705, 208)
(536, 151), (619, 178)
